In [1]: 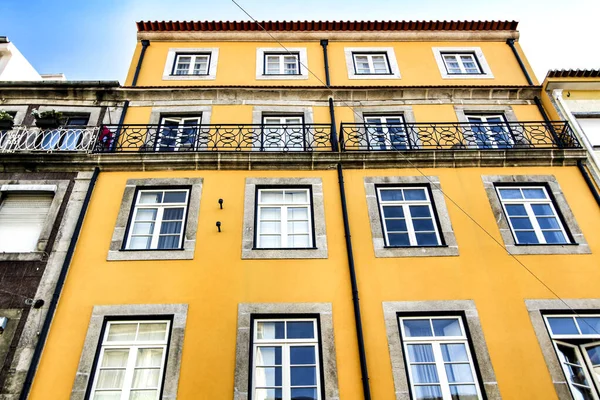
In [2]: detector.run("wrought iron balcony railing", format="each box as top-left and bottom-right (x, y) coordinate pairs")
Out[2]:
(93, 124), (333, 153)
(0, 126), (100, 153)
(339, 121), (581, 151)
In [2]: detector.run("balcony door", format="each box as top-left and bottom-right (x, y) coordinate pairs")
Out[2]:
(465, 114), (513, 149)
(261, 115), (305, 151)
(157, 116), (202, 151)
(364, 115), (409, 150)
(41, 115), (89, 151)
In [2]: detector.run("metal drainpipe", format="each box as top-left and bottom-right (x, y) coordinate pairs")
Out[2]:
(320, 39), (339, 151)
(19, 167), (100, 400)
(506, 38), (534, 85)
(131, 39), (150, 87)
(337, 164), (372, 400)
(112, 100), (129, 151)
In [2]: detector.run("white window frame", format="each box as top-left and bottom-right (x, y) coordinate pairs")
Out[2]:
(441, 53), (482, 75)
(376, 186), (442, 247)
(344, 47), (401, 80)
(162, 48), (219, 81)
(465, 114), (513, 149)
(399, 316), (484, 400)
(263, 53), (300, 75)
(352, 52), (391, 75)
(432, 47), (493, 79)
(251, 318), (322, 400)
(89, 320), (170, 400)
(543, 314), (600, 399)
(157, 115), (203, 151)
(125, 189), (190, 250)
(256, 188), (313, 249)
(363, 115), (410, 150)
(261, 115), (305, 151)
(496, 186), (570, 245)
(256, 48), (308, 80)
(172, 53), (210, 76)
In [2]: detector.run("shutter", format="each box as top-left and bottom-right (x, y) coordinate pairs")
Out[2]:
(0, 193), (53, 252)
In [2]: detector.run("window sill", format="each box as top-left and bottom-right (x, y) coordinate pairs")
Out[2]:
(242, 247), (327, 260)
(169, 74), (210, 77)
(161, 75), (216, 81)
(255, 74), (309, 80)
(374, 245), (458, 258)
(383, 245), (449, 249)
(440, 73), (494, 80)
(348, 73), (401, 80)
(504, 242), (590, 255)
(107, 248), (194, 261)
(0, 251), (45, 262)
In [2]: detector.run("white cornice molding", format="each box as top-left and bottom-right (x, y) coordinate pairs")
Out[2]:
(137, 30), (519, 42)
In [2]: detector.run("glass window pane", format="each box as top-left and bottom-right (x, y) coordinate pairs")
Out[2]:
(136, 348), (163, 367)
(504, 204), (527, 216)
(522, 188), (547, 199)
(586, 345), (600, 365)
(404, 189), (427, 201)
(132, 369), (160, 389)
(537, 217), (561, 230)
(288, 221), (309, 234)
(542, 231), (567, 244)
(407, 344), (435, 362)
(132, 222), (154, 235)
(260, 222), (281, 234)
(288, 207), (309, 220)
(287, 321), (314, 339)
(256, 347), (282, 366)
(96, 370), (125, 389)
(163, 191), (187, 203)
(139, 192), (163, 204)
(291, 388), (317, 400)
(380, 189), (403, 201)
(416, 233), (439, 246)
(93, 392), (122, 400)
(409, 205), (431, 218)
(160, 221), (182, 235)
(157, 235), (180, 249)
(531, 204), (554, 216)
(261, 191), (284, 204)
(449, 385), (479, 400)
(548, 317), (578, 335)
(135, 209), (157, 221)
(288, 234), (310, 248)
(129, 391), (158, 400)
(257, 322), (285, 339)
(413, 219), (435, 232)
(441, 344), (468, 362)
(255, 367), (282, 386)
(510, 217), (533, 230)
(290, 366), (316, 386)
(137, 323), (168, 342)
(403, 319), (433, 337)
(388, 233), (410, 246)
(107, 323), (137, 342)
(162, 208), (184, 221)
(285, 191), (308, 204)
(577, 317), (600, 335)
(414, 385), (443, 400)
(515, 231), (539, 244)
(101, 349), (129, 367)
(259, 235), (281, 248)
(383, 206), (404, 218)
(260, 207), (281, 220)
(385, 219), (407, 232)
(433, 319), (462, 337)
(129, 236), (152, 250)
(445, 364), (474, 383)
(290, 346), (316, 365)
(411, 364), (440, 383)
(255, 389), (283, 400)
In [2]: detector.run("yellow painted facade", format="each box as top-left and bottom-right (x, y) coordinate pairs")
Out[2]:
(26, 21), (600, 400)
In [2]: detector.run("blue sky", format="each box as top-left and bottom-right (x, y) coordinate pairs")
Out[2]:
(1, 0), (599, 83)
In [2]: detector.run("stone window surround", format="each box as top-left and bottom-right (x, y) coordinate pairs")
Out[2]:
(37, 105), (101, 126)
(0, 181), (69, 261)
(107, 178), (203, 261)
(432, 47), (494, 79)
(70, 303), (188, 400)
(481, 175), (590, 255)
(255, 47), (309, 80)
(148, 105), (213, 125)
(454, 105), (518, 124)
(364, 176), (459, 258)
(383, 300), (501, 400)
(0, 105), (27, 125)
(344, 47), (401, 80)
(242, 177), (327, 259)
(525, 299), (600, 400)
(232, 303), (339, 400)
(162, 48), (219, 81)
(251, 106), (315, 152)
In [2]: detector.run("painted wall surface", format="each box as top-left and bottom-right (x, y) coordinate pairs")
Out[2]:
(125, 40), (533, 87)
(28, 165), (600, 400)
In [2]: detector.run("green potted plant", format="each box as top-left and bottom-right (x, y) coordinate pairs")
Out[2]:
(0, 111), (15, 130)
(32, 109), (63, 129)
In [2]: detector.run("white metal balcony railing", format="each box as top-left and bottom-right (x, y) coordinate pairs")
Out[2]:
(0, 126), (100, 153)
